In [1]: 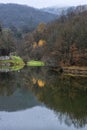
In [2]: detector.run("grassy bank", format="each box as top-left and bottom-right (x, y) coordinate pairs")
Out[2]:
(51, 66), (87, 77)
(0, 56), (45, 67)
(0, 56), (25, 72)
(0, 65), (24, 72)
(0, 56), (25, 66)
(27, 60), (45, 66)
(63, 66), (87, 77)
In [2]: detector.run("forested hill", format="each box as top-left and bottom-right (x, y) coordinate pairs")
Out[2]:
(0, 4), (87, 67)
(0, 4), (57, 29)
(22, 6), (87, 66)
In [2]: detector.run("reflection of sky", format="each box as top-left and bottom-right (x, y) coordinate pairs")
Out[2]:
(0, 106), (87, 130)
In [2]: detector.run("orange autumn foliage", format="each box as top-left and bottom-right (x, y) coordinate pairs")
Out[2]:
(38, 40), (46, 47)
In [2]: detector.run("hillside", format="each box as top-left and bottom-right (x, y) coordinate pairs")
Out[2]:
(0, 4), (57, 30)
(22, 6), (87, 66)
(0, 4), (87, 67)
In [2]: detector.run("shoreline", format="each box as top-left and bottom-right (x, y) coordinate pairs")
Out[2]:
(51, 66), (87, 77)
(63, 66), (87, 74)
(0, 55), (87, 77)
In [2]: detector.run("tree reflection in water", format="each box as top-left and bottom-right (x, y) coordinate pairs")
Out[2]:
(22, 67), (87, 129)
(0, 67), (87, 128)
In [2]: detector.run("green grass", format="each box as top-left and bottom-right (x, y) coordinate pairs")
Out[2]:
(0, 65), (24, 72)
(0, 56), (45, 68)
(27, 60), (45, 66)
(0, 56), (25, 66)
(11, 56), (25, 65)
(0, 56), (25, 71)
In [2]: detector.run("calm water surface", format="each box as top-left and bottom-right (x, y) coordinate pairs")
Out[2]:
(0, 67), (87, 130)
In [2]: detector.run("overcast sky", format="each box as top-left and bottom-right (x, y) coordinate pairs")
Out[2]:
(0, 0), (87, 8)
